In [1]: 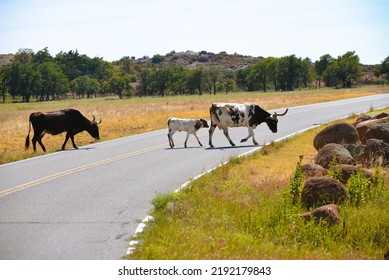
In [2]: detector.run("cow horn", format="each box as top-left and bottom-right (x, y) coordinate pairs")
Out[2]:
(97, 118), (102, 124)
(274, 108), (288, 117)
(92, 114), (96, 122)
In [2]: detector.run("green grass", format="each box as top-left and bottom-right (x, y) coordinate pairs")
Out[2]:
(127, 114), (389, 260)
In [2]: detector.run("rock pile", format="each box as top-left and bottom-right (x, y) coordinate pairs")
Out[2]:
(299, 112), (388, 226)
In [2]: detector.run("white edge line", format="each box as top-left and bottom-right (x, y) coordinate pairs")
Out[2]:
(126, 105), (389, 256)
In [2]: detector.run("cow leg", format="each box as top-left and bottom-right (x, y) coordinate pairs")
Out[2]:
(31, 135), (38, 152)
(62, 134), (70, 150)
(240, 133), (251, 143)
(193, 132), (203, 147)
(34, 132), (46, 152)
(70, 135), (78, 149)
(241, 127), (258, 145)
(223, 128), (236, 147)
(184, 132), (191, 148)
(209, 124), (217, 147)
(37, 137), (47, 152)
(167, 130), (174, 148)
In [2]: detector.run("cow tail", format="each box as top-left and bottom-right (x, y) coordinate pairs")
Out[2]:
(25, 116), (31, 150)
(210, 104), (222, 130)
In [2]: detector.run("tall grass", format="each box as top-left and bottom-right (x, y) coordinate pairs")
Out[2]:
(127, 114), (388, 260)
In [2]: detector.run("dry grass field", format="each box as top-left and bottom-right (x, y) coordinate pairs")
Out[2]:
(0, 86), (388, 164)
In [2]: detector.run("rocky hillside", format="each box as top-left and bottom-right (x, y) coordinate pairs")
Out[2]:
(125, 50), (262, 71)
(0, 54), (14, 66)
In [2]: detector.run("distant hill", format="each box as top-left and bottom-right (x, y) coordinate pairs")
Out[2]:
(120, 50), (263, 71)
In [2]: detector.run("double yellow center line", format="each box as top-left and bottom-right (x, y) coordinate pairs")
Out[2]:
(0, 142), (169, 198)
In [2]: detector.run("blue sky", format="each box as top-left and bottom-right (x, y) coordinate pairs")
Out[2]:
(1, 0), (388, 64)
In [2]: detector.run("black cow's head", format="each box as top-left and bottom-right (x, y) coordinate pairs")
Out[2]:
(265, 108), (288, 133)
(88, 115), (102, 140)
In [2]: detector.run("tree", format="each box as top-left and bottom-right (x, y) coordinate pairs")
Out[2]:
(32, 47), (53, 64)
(265, 57), (279, 91)
(151, 54), (165, 64)
(37, 62), (69, 100)
(208, 66), (222, 95)
(300, 57), (315, 88)
(106, 74), (133, 98)
(13, 48), (34, 64)
(139, 68), (152, 96)
(152, 66), (172, 97)
(323, 51), (362, 88)
(245, 63), (261, 92)
(0, 66), (6, 102)
(71, 75), (100, 98)
(315, 54), (333, 87)
(54, 50), (88, 81)
(276, 55), (301, 91)
(186, 68), (205, 95)
(336, 51), (362, 88)
(87, 57), (113, 80)
(378, 56), (389, 81)
(168, 64), (187, 95)
(323, 61), (340, 87)
(5, 62), (42, 102)
(223, 70), (235, 94)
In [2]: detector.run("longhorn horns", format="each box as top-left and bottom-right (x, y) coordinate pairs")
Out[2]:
(272, 108), (289, 118)
(92, 114), (102, 124)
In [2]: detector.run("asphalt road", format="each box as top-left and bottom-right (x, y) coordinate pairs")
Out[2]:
(1, 94), (388, 260)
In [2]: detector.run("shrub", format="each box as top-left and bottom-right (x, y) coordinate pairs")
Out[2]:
(346, 168), (385, 207)
(289, 157), (303, 204)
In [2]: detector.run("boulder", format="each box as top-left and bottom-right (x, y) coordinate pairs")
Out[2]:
(301, 204), (342, 225)
(333, 164), (373, 184)
(364, 123), (389, 144)
(315, 143), (356, 169)
(359, 139), (389, 167)
(313, 123), (359, 151)
(302, 163), (328, 178)
(356, 117), (389, 143)
(371, 112), (389, 120)
(353, 115), (371, 126)
(301, 177), (347, 208)
(342, 144), (365, 160)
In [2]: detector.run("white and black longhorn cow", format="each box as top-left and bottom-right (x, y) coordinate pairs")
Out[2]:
(208, 103), (288, 147)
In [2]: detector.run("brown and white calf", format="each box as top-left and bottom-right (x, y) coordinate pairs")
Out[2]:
(167, 118), (209, 148)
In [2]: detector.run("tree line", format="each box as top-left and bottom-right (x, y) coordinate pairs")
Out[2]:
(0, 48), (388, 102)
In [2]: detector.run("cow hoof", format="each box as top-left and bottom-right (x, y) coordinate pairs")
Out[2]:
(253, 142), (259, 145)
(240, 139), (247, 143)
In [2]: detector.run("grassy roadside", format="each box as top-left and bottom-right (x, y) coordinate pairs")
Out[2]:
(127, 111), (389, 260)
(0, 85), (388, 164)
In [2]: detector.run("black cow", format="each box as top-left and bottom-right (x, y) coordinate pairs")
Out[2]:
(209, 103), (288, 147)
(25, 109), (102, 152)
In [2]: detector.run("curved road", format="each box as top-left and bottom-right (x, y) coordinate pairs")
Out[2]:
(1, 94), (388, 259)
